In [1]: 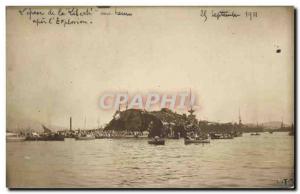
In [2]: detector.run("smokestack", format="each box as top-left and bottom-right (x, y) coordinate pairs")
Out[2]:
(70, 117), (72, 131)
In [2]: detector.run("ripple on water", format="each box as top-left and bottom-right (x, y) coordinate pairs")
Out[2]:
(6, 132), (294, 188)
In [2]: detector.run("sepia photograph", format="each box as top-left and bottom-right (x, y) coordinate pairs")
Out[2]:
(6, 6), (295, 189)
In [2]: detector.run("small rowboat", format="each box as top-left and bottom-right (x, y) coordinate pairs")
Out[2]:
(148, 137), (165, 145)
(75, 135), (95, 140)
(251, 133), (260, 136)
(210, 133), (234, 139)
(184, 138), (210, 144)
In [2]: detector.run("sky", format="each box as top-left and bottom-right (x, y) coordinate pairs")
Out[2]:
(6, 6), (294, 130)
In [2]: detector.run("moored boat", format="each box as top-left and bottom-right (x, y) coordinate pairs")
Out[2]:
(6, 132), (26, 142)
(75, 134), (95, 140)
(251, 132), (260, 136)
(148, 136), (165, 145)
(210, 133), (233, 139)
(25, 125), (65, 141)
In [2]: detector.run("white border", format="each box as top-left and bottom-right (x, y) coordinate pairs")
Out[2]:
(1, 1), (298, 194)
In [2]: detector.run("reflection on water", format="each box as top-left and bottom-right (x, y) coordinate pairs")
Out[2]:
(7, 132), (294, 188)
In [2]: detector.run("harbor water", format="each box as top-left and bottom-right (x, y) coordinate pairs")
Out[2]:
(7, 132), (294, 188)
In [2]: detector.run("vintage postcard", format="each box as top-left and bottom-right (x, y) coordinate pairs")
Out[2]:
(6, 6), (294, 189)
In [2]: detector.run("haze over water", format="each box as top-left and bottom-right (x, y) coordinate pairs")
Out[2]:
(7, 132), (294, 188)
(7, 7), (294, 130)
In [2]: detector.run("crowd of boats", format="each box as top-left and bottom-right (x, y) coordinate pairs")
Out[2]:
(7, 125), (279, 146)
(7, 105), (294, 145)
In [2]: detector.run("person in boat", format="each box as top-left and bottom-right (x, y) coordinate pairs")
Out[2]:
(194, 133), (200, 140)
(154, 136), (160, 141)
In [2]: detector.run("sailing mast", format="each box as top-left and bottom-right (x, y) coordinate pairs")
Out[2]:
(188, 88), (194, 116)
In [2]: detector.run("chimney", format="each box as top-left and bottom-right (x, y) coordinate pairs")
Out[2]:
(70, 117), (72, 131)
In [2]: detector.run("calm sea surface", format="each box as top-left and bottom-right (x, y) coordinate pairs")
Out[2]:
(7, 132), (294, 188)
